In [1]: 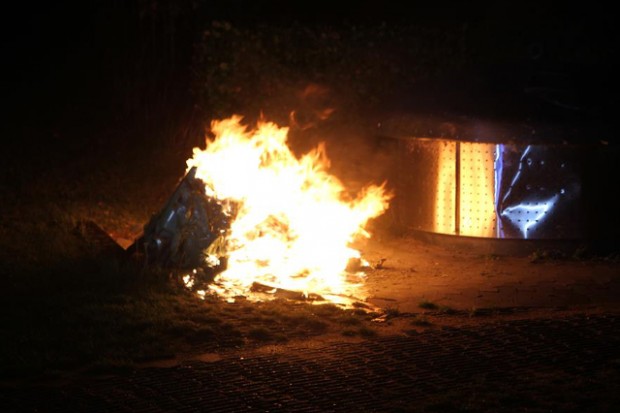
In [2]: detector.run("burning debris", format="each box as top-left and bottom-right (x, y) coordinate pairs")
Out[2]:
(128, 116), (391, 305)
(130, 115), (392, 308)
(130, 166), (229, 271)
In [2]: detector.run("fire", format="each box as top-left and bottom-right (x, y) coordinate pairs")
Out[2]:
(185, 115), (391, 305)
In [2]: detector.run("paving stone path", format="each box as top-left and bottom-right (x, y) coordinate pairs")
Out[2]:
(2, 313), (619, 412)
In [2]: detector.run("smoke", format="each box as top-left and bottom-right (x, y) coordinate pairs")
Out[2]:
(284, 82), (396, 203)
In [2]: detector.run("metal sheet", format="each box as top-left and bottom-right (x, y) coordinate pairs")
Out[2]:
(389, 137), (588, 240)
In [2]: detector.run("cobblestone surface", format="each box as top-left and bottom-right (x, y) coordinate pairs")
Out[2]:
(2, 313), (619, 412)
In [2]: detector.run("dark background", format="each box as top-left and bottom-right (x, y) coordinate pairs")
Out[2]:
(2, 1), (617, 155)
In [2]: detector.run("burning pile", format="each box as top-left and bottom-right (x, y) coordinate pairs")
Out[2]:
(137, 115), (392, 306)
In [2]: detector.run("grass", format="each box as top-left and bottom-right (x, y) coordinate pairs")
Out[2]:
(528, 245), (620, 264)
(418, 300), (457, 315)
(0, 252), (377, 379)
(384, 306), (402, 318)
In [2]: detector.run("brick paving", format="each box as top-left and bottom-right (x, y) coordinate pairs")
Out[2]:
(2, 313), (619, 412)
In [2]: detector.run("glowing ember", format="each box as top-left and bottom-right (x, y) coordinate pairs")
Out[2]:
(185, 115), (392, 305)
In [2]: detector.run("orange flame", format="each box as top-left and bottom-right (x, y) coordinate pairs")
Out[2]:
(185, 115), (392, 305)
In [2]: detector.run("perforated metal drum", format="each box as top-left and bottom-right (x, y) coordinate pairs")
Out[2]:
(376, 115), (619, 253)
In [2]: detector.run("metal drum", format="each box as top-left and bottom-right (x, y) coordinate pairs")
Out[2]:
(376, 116), (619, 254)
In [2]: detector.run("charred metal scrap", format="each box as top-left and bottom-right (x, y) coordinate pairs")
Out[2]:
(129, 167), (230, 270)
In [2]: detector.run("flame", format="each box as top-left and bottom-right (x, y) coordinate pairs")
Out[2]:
(185, 115), (392, 305)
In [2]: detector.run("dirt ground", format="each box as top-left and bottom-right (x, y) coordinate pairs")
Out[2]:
(356, 232), (620, 329)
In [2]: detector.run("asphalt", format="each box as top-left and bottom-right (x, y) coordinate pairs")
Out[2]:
(2, 235), (619, 413)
